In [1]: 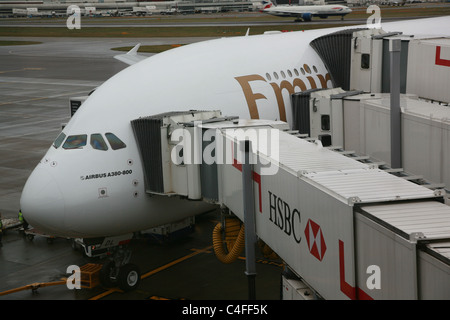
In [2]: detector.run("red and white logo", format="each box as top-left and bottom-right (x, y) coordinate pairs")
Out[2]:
(304, 219), (327, 261)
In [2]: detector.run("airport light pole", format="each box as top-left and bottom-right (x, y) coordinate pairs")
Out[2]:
(390, 38), (402, 169)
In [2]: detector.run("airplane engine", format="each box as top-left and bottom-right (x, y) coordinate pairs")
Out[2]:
(301, 12), (312, 21)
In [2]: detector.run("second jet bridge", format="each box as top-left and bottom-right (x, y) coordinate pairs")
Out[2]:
(131, 110), (450, 300)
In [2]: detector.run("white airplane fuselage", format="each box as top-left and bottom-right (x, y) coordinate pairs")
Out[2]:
(21, 30), (331, 238)
(263, 4), (352, 18)
(20, 17), (450, 238)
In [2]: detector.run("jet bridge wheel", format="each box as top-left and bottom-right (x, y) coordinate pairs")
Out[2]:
(117, 263), (141, 292)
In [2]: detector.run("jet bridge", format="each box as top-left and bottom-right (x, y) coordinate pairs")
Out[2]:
(131, 110), (450, 300)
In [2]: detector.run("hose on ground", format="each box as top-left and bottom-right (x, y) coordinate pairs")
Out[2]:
(212, 217), (245, 264)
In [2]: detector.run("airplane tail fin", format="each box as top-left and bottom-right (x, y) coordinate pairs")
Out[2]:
(261, 0), (275, 9)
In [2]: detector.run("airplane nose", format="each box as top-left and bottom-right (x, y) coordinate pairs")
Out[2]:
(20, 166), (66, 236)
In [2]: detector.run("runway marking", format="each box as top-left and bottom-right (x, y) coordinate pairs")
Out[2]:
(0, 89), (90, 107)
(141, 245), (213, 279)
(0, 117), (68, 130)
(190, 247), (212, 254)
(89, 287), (123, 300)
(0, 67), (45, 74)
(0, 96), (47, 107)
(89, 245), (212, 300)
(148, 295), (186, 300)
(148, 295), (170, 300)
(0, 77), (101, 87)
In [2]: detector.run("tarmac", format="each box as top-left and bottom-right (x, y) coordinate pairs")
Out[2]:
(0, 34), (283, 301)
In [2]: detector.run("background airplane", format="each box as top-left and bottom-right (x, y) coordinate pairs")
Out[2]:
(260, 0), (352, 22)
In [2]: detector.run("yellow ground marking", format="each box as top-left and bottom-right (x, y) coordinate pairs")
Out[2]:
(89, 245), (212, 300)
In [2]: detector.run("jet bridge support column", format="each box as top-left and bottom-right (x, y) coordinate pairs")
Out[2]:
(390, 39), (402, 169)
(242, 140), (257, 300)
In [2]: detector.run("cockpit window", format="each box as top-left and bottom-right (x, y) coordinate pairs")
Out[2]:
(105, 133), (126, 150)
(53, 132), (66, 149)
(63, 134), (87, 149)
(91, 134), (108, 151)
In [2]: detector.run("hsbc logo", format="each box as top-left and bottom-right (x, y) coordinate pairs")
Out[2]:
(304, 219), (327, 261)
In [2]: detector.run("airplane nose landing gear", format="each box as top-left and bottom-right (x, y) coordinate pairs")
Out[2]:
(72, 234), (141, 292)
(99, 244), (141, 292)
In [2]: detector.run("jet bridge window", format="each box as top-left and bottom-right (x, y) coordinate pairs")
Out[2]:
(53, 132), (66, 149)
(361, 53), (370, 69)
(91, 133), (108, 151)
(321, 115), (330, 131)
(63, 134), (87, 149)
(105, 132), (126, 150)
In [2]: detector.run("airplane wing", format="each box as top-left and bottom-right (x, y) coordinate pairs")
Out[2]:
(114, 43), (147, 65)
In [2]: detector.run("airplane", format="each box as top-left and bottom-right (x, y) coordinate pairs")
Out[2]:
(19, 16), (450, 289)
(260, 0), (352, 22)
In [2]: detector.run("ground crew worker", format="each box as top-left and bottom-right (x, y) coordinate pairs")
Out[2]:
(18, 209), (28, 230)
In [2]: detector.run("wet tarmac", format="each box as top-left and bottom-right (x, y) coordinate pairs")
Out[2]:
(0, 211), (283, 301)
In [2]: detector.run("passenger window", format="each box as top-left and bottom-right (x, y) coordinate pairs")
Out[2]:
(105, 133), (126, 150)
(91, 134), (108, 151)
(53, 132), (66, 149)
(63, 134), (87, 149)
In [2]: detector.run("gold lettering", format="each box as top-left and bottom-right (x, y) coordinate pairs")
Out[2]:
(317, 73), (332, 89)
(270, 83), (285, 122)
(235, 75), (267, 119)
(293, 78), (307, 92)
(306, 76), (317, 89)
(236, 72), (331, 123)
(270, 79), (307, 122)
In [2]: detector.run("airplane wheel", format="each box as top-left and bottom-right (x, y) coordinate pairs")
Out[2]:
(118, 263), (141, 292)
(100, 261), (118, 288)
